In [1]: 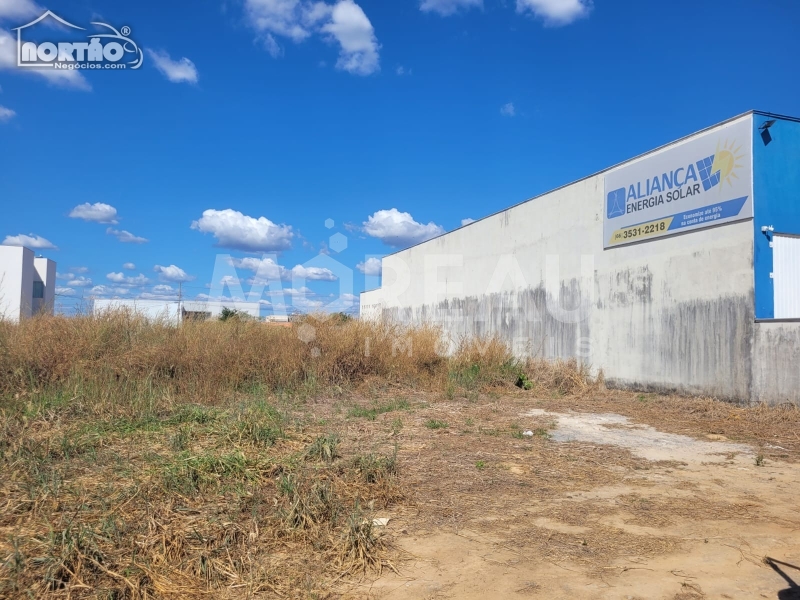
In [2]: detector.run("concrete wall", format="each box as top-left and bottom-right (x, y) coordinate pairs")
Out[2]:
(32, 257), (56, 316)
(362, 113), (777, 402)
(0, 245), (35, 321)
(93, 299), (183, 324)
(183, 301), (260, 319)
(752, 322), (800, 404)
(92, 299), (261, 323)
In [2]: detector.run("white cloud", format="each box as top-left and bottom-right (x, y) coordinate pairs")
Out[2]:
(89, 285), (131, 297)
(395, 65), (411, 76)
(363, 208), (445, 248)
(107, 228), (148, 244)
(500, 102), (516, 117)
(0, 0), (42, 20)
(56, 272), (92, 286)
(245, 0), (320, 43)
(244, 0), (379, 75)
(230, 256), (286, 280)
(107, 272), (150, 286)
(0, 29), (90, 90)
(138, 292), (178, 300)
(516, 0), (591, 25)
(294, 296), (324, 309)
(218, 275), (242, 286)
(122, 262), (136, 270)
(55, 286), (76, 296)
(419, 0), (482, 16)
(138, 285), (178, 300)
(191, 209), (293, 252)
(260, 33), (283, 58)
(291, 264), (337, 281)
(69, 202), (119, 224)
(66, 276), (91, 287)
(230, 256), (337, 282)
(2, 233), (57, 249)
(70, 266), (89, 274)
(461, 218), (475, 226)
(321, 1), (380, 76)
(0, 105), (15, 121)
(265, 286), (312, 297)
(262, 285), (323, 310)
(356, 257), (381, 276)
(146, 49), (199, 84)
(154, 264), (195, 283)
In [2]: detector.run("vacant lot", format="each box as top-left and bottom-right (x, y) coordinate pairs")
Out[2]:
(1, 314), (798, 598)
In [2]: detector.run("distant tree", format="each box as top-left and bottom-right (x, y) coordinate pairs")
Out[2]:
(219, 307), (249, 322)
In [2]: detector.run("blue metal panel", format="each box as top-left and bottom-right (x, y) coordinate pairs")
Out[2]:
(753, 115), (800, 319)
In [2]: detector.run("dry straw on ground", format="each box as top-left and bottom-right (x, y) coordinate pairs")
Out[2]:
(1, 312), (797, 598)
(0, 312), (539, 598)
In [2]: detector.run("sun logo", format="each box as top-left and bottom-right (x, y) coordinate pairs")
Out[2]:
(710, 139), (745, 190)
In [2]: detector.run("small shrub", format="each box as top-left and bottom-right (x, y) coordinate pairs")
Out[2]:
(347, 399), (409, 421)
(219, 307), (251, 322)
(305, 434), (340, 463)
(391, 417), (403, 435)
(278, 473), (337, 530)
(170, 426), (191, 451)
(351, 450), (397, 484)
(171, 404), (217, 425)
(338, 501), (382, 572)
(515, 374), (534, 390)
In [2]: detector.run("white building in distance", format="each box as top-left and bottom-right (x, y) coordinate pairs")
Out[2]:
(0, 245), (56, 321)
(92, 298), (260, 324)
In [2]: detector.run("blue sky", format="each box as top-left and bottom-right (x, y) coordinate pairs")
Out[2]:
(2, 0), (799, 315)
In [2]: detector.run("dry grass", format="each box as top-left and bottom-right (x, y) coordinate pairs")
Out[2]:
(0, 312), (583, 598)
(0, 312), (445, 407)
(0, 397), (403, 598)
(2, 312), (798, 598)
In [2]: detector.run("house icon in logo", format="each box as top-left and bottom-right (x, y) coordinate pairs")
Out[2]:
(12, 10), (142, 70)
(607, 187), (626, 219)
(13, 11), (85, 68)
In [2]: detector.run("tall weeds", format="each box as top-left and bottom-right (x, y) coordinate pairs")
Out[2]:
(0, 312), (595, 597)
(0, 312), (567, 405)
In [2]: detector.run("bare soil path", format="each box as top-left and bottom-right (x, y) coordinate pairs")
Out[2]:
(336, 392), (800, 600)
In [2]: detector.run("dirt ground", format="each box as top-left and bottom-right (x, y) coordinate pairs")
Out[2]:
(320, 390), (800, 600)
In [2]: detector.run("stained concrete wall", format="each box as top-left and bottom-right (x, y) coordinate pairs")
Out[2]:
(361, 113), (770, 402)
(752, 322), (800, 404)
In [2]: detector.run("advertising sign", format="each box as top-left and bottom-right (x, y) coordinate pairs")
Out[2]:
(604, 116), (752, 248)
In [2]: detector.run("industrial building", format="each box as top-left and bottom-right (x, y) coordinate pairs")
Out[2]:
(0, 245), (56, 321)
(92, 299), (260, 324)
(361, 111), (800, 405)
